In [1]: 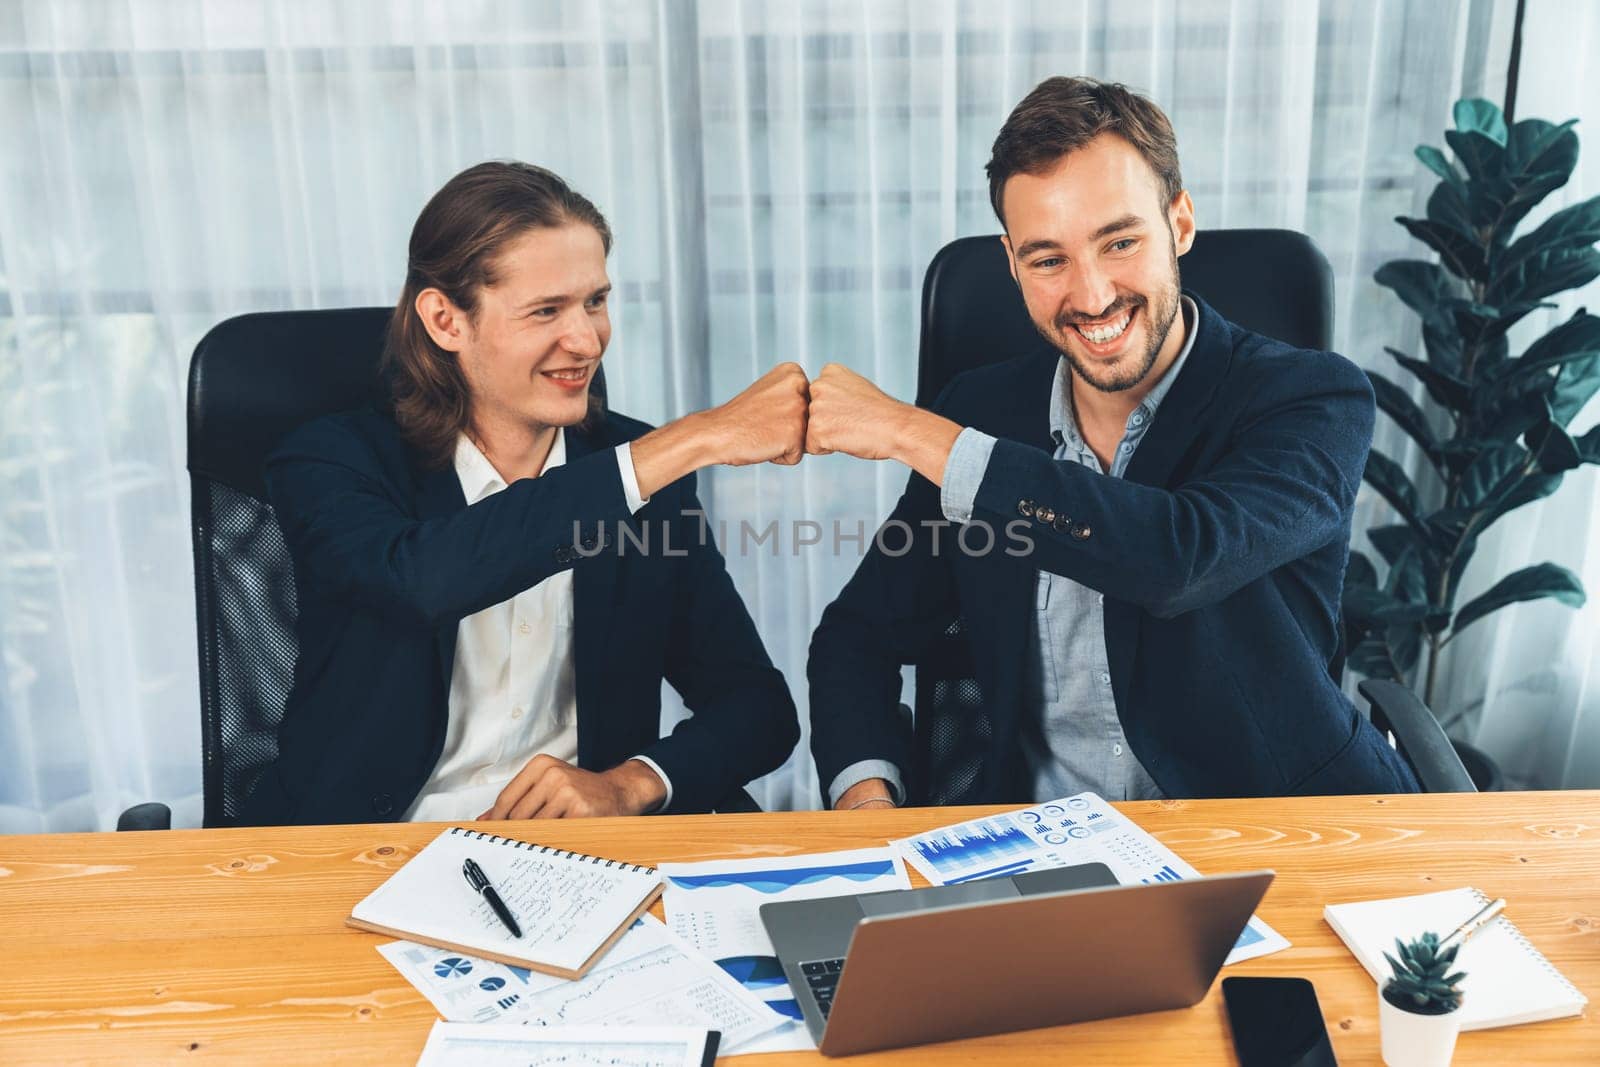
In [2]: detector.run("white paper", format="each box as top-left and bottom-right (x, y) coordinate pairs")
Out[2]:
(659, 848), (912, 1053)
(379, 915), (782, 1052)
(890, 791), (1289, 965)
(415, 1020), (717, 1067)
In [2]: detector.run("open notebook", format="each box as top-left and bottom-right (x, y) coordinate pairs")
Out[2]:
(348, 826), (662, 979)
(1324, 887), (1586, 1030)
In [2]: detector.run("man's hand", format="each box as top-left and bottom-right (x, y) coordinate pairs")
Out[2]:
(631, 362), (809, 496)
(807, 363), (964, 484)
(478, 755), (667, 820)
(805, 363), (906, 460)
(703, 361), (810, 466)
(835, 777), (896, 811)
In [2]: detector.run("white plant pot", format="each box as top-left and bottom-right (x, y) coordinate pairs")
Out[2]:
(1379, 988), (1463, 1066)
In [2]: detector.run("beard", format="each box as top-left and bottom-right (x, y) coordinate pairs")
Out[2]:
(1032, 242), (1183, 395)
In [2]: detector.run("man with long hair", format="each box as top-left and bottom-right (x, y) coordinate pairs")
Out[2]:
(807, 77), (1419, 809)
(241, 162), (802, 825)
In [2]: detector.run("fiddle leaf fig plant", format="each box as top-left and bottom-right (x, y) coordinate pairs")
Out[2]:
(1343, 97), (1600, 711)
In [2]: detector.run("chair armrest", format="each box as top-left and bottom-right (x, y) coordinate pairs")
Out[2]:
(1358, 679), (1477, 793)
(116, 802), (173, 831)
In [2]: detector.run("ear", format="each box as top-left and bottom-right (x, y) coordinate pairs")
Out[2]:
(999, 232), (1022, 290)
(415, 288), (470, 354)
(1168, 190), (1197, 258)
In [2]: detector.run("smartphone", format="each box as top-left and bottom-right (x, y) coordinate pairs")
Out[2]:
(1221, 976), (1339, 1067)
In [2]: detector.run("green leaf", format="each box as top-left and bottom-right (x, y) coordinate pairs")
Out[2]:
(1479, 387), (1555, 443)
(1427, 182), (1477, 241)
(1497, 310), (1600, 382)
(1397, 215), (1487, 282)
(1445, 128), (1505, 182)
(1579, 424), (1600, 463)
(1363, 450), (1428, 531)
(1551, 351), (1600, 426)
(1452, 563), (1586, 635)
(1490, 246), (1600, 307)
(1368, 371), (1442, 462)
(1385, 546), (1429, 605)
(1369, 523), (1428, 568)
(1488, 471), (1565, 526)
(1457, 442), (1530, 509)
(1454, 98), (1508, 145)
(1483, 118), (1581, 238)
(1416, 145), (1466, 188)
(1525, 418), (1584, 473)
(1375, 259), (1460, 317)
(1347, 550), (1378, 589)
(1387, 347), (1468, 409)
(1489, 193), (1600, 303)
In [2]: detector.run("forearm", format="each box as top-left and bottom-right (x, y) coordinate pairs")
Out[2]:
(629, 412), (722, 499)
(888, 404), (965, 486)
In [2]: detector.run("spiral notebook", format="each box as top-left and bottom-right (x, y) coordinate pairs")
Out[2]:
(348, 826), (663, 979)
(1324, 887), (1586, 1030)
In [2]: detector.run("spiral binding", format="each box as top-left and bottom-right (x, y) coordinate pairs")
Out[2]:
(447, 825), (656, 874)
(1468, 888), (1585, 996)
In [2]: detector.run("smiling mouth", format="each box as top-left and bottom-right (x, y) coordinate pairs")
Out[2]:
(1066, 305), (1137, 347)
(541, 367), (589, 382)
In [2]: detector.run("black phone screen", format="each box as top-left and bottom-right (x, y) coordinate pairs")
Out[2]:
(1221, 976), (1339, 1067)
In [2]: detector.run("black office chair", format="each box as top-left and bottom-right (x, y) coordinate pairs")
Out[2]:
(905, 229), (1471, 802)
(118, 307), (757, 831)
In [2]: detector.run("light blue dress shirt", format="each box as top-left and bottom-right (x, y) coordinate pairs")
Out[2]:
(826, 297), (1198, 807)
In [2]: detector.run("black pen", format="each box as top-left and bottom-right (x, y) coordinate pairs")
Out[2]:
(463, 857), (522, 939)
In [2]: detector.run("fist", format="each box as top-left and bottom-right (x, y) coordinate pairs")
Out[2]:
(708, 362), (810, 466)
(806, 363), (904, 460)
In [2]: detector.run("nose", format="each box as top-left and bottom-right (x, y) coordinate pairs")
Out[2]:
(1063, 259), (1119, 322)
(559, 307), (604, 360)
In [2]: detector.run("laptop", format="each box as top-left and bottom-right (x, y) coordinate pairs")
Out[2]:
(760, 864), (1274, 1057)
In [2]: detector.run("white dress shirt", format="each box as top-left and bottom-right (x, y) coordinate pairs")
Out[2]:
(405, 433), (666, 821)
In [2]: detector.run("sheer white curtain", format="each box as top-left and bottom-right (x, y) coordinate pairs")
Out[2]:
(0, 0), (1526, 833)
(1426, 0), (1600, 789)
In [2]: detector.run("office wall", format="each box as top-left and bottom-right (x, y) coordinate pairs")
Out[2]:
(6, 0), (1587, 833)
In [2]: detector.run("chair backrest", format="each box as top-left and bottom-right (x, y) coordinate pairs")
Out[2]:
(188, 307), (395, 826)
(910, 229), (1335, 804)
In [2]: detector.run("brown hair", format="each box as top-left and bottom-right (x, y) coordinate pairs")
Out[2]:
(384, 161), (613, 469)
(986, 77), (1183, 227)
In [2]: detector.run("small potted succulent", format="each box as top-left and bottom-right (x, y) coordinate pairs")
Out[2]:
(1380, 932), (1467, 1066)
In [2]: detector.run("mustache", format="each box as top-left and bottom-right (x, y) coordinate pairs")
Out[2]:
(1055, 296), (1143, 331)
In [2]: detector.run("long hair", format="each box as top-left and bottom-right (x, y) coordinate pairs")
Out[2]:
(384, 161), (613, 469)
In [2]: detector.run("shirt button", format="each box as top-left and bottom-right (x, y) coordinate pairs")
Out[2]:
(1037, 506), (1057, 524)
(511, 706), (525, 720)
(518, 619), (531, 634)
(1101, 672), (1111, 685)
(1113, 743), (1124, 756)
(1098, 593), (1105, 605)
(1070, 522), (1092, 541)
(1018, 499), (1035, 518)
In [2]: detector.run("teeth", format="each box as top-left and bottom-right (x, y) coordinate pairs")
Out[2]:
(545, 369), (586, 380)
(1076, 311), (1132, 344)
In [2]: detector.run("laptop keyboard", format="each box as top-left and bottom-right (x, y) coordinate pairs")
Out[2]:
(799, 957), (846, 1018)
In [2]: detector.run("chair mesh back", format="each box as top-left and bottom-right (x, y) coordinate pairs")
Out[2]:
(912, 617), (990, 806)
(911, 229), (1334, 803)
(193, 478), (299, 825)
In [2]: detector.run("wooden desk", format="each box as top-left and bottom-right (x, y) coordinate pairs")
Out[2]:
(1, 792), (1595, 1064)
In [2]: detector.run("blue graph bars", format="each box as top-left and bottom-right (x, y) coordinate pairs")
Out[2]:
(1143, 865), (1182, 884)
(911, 819), (1033, 873)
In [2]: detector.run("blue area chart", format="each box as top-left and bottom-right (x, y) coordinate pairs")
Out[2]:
(910, 819), (1035, 879)
(665, 860), (897, 895)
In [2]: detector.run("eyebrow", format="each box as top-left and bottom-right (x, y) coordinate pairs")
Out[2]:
(522, 283), (611, 309)
(1014, 214), (1147, 259)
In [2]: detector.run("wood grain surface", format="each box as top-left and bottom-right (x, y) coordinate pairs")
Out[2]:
(1, 791), (1595, 1064)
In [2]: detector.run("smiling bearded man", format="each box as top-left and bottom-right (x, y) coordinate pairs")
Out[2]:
(803, 76), (1420, 810)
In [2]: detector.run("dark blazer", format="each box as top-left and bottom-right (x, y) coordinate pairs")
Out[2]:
(240, 406), (799, 825)
(809, 295), (1419, 804)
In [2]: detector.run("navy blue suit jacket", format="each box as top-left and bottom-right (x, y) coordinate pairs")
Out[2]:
(239, 407), (799, 825)
(809, 295), (1418, 804)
